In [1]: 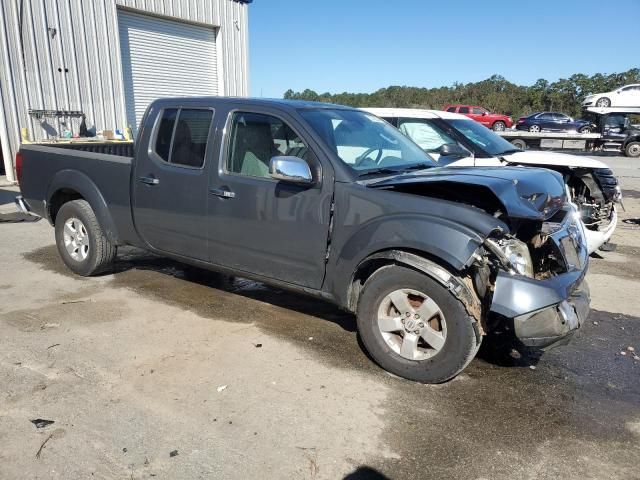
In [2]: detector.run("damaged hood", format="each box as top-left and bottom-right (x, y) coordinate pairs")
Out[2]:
(367, 166), (567, 220)
(501, 150), (609, 169)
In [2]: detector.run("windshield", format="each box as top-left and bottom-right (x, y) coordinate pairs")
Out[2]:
(299, 109), (437, 173)
(448, 119), (520, 156)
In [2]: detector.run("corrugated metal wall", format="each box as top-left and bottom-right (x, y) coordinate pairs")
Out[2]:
(0, 0), (249, 181)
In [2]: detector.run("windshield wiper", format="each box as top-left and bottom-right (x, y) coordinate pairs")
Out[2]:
(401, 162), (434, 171)
(357, 167), (402, 177)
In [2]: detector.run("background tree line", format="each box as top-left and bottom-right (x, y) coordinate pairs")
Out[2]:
(283, 68), (640, 120)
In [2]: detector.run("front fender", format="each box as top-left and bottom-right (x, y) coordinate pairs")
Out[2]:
(338, 214), (486, 270)
(46, 169), (119, 243)
(326, 213), (495, 309)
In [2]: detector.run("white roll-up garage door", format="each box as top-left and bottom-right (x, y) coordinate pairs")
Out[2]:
(118, 10), (219, 131)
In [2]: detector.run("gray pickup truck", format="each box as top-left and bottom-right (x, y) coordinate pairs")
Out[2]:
(16, 97), (590, 383)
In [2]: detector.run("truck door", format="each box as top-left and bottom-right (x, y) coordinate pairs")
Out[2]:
(132, 106), (214, 260)
(207, 108), (333, 289)
(470, 107), (489, 126)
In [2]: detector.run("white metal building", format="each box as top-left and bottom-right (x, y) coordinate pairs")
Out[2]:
(0, 0), (250, 182)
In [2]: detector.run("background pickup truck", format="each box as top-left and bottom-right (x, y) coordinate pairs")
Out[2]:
(443, 104), (513, 131)
(16, 97), (590, 383)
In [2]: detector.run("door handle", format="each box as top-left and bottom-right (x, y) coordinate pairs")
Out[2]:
(209, 187), (236, 199)
(138, 176), (159, 185)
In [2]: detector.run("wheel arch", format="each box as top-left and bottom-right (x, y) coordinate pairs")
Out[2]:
(46, 170), (120, 244)
(346, 249), (482, 337)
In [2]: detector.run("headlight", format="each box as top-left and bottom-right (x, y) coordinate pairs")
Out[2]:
(501, 239), (534, 277)
(484, 237), (534, 277)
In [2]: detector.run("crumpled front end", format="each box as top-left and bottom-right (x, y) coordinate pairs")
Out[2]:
(487, 206), (591, 347)
(568, 167), (620, 253)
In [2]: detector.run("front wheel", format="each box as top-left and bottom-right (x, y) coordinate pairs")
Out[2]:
(625, 141), (640, 158)
(492, 121), (506, 132)
(595, 97), (611, 107)
(54, 200), (117, 276)
(356, 265), (480, 384)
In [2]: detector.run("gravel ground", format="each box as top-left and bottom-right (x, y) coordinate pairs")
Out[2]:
(0, 154), (639, 480)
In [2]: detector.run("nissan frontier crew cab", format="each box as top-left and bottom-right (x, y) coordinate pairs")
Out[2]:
(16, 98), (590, 383)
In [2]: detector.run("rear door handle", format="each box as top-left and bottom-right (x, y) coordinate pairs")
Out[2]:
(209, 187), (235, 199)
(138, 176), (159, 185)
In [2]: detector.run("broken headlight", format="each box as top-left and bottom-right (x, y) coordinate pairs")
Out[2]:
(485, 237), (534, 277)
(501, 239), (534, 277)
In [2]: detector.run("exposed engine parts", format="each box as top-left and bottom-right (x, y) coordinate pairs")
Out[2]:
(567, 168), (618, 232)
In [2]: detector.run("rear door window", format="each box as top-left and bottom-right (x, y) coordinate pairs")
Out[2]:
(154, 108), (178, 162)
(152, 108), (213, 168)
(458, 106), (470, 114)
(446, 106), (457, 113)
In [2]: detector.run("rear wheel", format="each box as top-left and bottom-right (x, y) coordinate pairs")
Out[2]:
(595, 97), (611, 107)
(625, 141), (640, 158)
(511, 139), (527, 150)
(54, 200), (116, 276)
(492, 121), (506, 132)
(528, 124), (541, 133)
(356, 265), (480, 384)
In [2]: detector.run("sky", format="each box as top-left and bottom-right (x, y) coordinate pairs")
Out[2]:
(248, 0), (640, 98)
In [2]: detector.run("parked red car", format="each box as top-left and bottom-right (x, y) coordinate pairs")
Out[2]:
(443, 105), (513, 131)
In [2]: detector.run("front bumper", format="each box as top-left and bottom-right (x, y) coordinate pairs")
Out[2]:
(513, 280), (590, 347)
(585, 206), (617, 254)
(489, 206), (590, 347)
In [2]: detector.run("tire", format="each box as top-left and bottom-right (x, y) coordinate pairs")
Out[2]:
(356, 265), (480, 384)
(528, 124), (541, 133)
(511, 139), (527, 150)
(492, 121), (506, 132)
(625, 141), (640, 158)
(595, 97), (611, 107)
(578, 126), (592, 134)
(54, 199), (117, 276)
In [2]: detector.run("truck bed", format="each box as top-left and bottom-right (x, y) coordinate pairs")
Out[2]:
(19, 144), (138, 245)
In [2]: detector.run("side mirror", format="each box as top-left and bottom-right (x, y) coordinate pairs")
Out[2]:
(482, 112), (488, 116)
(269, 156), (313, 185)
(438, 143), (471, 158)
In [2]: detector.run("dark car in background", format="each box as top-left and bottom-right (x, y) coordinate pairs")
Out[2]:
(515, 112), (594, 133)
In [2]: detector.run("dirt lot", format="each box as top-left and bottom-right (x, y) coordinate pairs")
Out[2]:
(1, 155), (639, 480)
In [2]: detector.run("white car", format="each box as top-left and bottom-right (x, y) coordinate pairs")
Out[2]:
(363, 108), (621, 254)
(582, 84), (640, 108)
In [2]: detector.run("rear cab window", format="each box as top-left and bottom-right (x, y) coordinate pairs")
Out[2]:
(153, 108), (214, 168)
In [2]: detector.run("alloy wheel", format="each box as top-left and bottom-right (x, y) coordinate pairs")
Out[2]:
(377, 288), (447, 361)
(63, 217), (90, 261)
